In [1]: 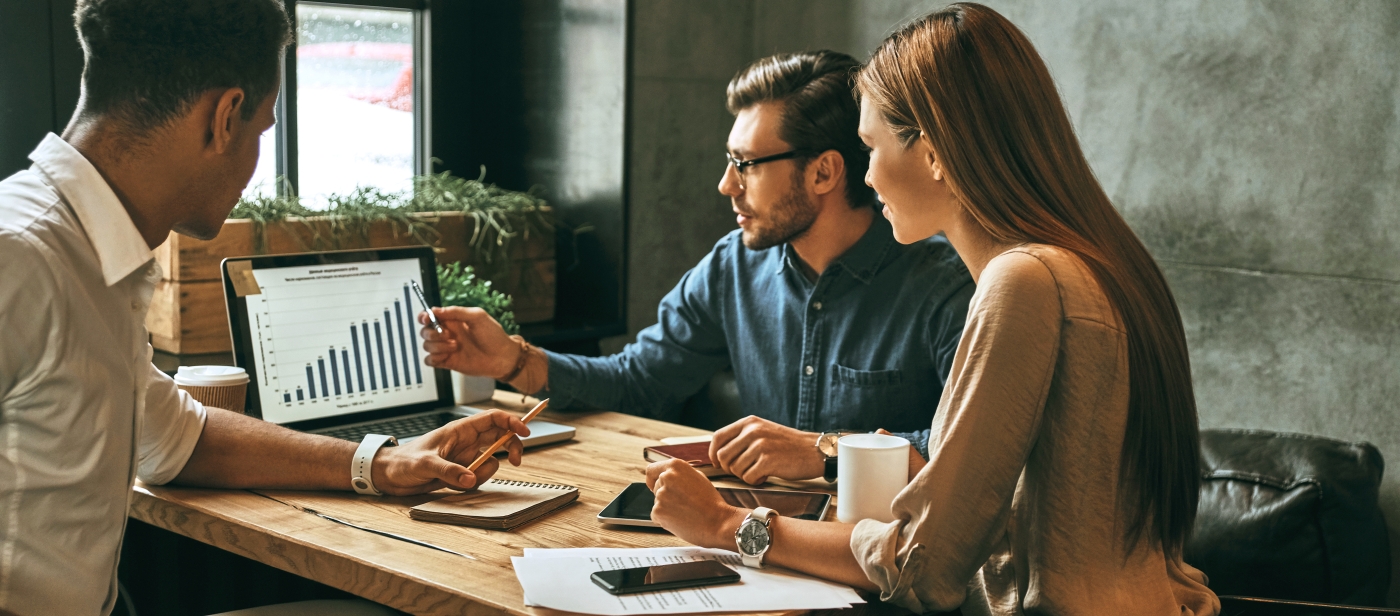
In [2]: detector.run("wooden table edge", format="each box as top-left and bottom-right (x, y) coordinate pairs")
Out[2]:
(129, 486), (521, 616)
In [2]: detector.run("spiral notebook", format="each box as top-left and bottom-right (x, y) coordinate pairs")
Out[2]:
(409, 479), (579, 530)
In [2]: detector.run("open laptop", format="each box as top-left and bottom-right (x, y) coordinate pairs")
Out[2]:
(221, 246), (574, 448)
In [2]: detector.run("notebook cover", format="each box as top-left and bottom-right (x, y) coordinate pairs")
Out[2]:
(643, 442), (729, 477)
(409, 479), (578, 530)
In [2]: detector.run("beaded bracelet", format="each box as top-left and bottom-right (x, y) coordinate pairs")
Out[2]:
(499, 335), (532, 383)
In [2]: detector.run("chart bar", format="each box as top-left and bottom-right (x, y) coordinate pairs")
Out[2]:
(318, 358), (329, 398)
(404, 285), (423, 384)
(283, 393), (291, 403)
(384, 310), (401, 387)
(395, 301), (411, 385)
(374, 321), (390, 388)
(306, 365), (317, 399)
(362, 322), (377, 391)
(327, 348), (341, 395)
(351, 326), (365, 392)
(296, 388), (304, 401)
(341, 349), (352, 395)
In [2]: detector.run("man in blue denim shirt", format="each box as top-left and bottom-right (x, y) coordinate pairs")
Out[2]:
(422, 51), (973, 484)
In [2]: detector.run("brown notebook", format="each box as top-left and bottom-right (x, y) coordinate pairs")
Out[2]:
(409, 479), (579, 530)
(643, 442), (729, 478)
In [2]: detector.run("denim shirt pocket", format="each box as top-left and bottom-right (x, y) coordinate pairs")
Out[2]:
(826, 364), (923, 432)
(833, 364), (903, 387)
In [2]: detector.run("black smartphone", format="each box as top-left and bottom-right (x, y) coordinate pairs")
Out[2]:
(590, 560), (741, 595)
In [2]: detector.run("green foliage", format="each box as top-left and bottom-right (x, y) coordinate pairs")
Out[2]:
(228, 165), (554, 276)
(411, 166), (553, 270)
(437, 263), (518, 335)
(228, 181), (314, 222)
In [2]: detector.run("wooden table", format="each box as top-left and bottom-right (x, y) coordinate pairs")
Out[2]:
(129, 391), (851, 616)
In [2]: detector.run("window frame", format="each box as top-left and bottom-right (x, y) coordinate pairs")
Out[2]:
(273, 0), (430, 199)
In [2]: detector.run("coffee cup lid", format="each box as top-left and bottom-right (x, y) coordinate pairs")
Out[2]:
(175, 365), (249, 387)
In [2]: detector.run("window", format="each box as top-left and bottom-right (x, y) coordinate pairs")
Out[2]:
(244, 1), (424, 208)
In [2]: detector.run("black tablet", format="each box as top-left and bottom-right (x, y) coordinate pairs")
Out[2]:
(597, 482), (831, 527)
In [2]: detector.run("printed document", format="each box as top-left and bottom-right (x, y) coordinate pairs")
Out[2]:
(513, 547), (863, 615)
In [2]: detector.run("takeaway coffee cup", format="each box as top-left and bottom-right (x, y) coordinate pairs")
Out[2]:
(836, 433), (911, 523)
(174, 366), (249, 413)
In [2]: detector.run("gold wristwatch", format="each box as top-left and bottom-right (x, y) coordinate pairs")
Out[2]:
(816, 431), (843, 482)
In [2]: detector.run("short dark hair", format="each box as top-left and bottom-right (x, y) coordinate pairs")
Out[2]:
(726, 51), (874, 208)
(74, 0), (293, 131)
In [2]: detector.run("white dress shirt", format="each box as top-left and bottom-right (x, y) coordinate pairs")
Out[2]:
(0, 134), (208, 615)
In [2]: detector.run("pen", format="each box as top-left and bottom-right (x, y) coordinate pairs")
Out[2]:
(410, 280), (444, 334)
(466, 399), (549, 472)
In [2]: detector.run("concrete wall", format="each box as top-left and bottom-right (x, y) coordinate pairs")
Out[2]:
(624, 0), (1400, 602)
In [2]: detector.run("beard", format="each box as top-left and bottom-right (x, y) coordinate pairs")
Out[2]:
(740, 177), (819, 250)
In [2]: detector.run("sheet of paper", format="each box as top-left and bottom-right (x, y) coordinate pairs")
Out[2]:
(513, 547), (862, 614)
(521, 547), (864, 603)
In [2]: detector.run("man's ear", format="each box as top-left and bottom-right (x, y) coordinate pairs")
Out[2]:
(809, 150), (845, 197)
(207, 87), (247, 154)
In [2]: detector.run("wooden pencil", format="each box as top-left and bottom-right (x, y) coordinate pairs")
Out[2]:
(466, 399), (549, 472)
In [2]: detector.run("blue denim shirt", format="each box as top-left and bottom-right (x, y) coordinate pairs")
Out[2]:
(545, 214), (974, 458)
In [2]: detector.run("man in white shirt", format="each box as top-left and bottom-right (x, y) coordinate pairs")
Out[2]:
(0, 2), (530, 614)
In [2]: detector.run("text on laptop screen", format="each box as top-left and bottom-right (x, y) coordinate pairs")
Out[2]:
(245, 258), (438, 424)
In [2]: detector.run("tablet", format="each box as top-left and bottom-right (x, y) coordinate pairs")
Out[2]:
(597, 482), (831, 527)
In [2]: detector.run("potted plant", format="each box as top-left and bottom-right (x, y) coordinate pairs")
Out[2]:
(437, 262), (519, 404)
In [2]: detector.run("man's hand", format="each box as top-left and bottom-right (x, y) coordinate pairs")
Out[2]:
(710, 416), (825, 485)
(371, 410), (530, 495)
(876, 428), (927, 482)
(646, 459), (745, 549)
(419, 306), (518, 379)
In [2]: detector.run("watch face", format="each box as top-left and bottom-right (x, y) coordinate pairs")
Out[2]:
(818, 433), (839, 458)
(737, 519), (770, 556)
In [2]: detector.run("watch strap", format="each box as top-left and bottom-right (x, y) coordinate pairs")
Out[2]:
(817, 432), (841, 482)
(752, 506), (776, 524)
(351, 433), (398, 495)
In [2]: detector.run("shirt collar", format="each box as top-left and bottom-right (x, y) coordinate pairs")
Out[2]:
(30, 133), (154, 286)
(771, 213), (898, 284)
(831, 213), (897, 284)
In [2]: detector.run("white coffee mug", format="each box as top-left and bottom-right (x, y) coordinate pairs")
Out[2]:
(836, 433), (911, 523)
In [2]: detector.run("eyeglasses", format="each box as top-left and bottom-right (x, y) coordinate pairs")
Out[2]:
(724, 150), (808, 187)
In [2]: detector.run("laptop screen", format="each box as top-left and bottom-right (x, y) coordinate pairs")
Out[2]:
(223, 247), (450, 427)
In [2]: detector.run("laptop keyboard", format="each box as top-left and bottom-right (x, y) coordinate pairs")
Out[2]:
(316, 412), (458, 442)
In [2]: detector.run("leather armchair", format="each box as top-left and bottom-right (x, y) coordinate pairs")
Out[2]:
(1219, 595), (1400, 615)
(1190, 429), (1392, 608)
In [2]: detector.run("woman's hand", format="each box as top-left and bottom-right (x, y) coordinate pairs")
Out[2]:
(646, 459), (747, 549)
(419, 306), (519, 379)
(372, 410), (530, 495)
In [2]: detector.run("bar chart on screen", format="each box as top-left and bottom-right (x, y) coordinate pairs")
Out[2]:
(245, 258), (439, 424)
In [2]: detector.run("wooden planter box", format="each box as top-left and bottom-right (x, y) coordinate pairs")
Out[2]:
(147, 212), (555, 354)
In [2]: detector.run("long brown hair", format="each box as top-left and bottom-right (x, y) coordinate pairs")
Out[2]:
(858, 3), (1200, 558)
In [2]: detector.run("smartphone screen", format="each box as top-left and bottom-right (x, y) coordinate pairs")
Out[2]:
(590, 560), (741, 595)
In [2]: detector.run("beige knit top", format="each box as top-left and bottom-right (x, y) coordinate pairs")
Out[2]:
(850, 245), (1219, 615)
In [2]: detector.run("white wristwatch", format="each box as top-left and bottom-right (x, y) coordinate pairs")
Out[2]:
(735, 506), (777, 568)
(351, 433), (398, 496)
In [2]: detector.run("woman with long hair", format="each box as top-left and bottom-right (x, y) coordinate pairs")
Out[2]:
(645, 4), (1220, 614)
